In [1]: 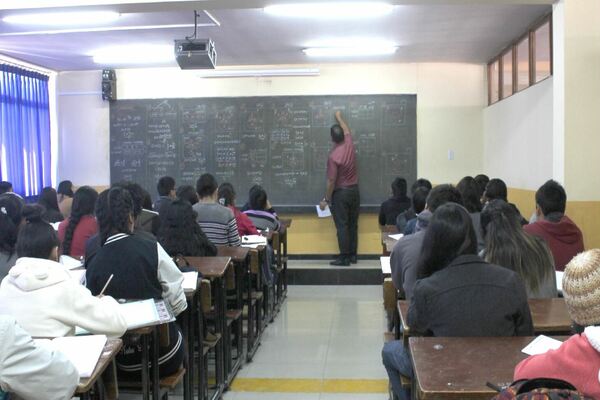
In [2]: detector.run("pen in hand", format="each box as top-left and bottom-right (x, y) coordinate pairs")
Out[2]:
(98, 274), (114, 297)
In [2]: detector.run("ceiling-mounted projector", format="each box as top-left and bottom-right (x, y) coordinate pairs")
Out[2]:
(175, 38), (217, 69)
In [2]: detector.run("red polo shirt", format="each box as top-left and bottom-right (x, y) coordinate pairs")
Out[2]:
(327, 132), (358, 189)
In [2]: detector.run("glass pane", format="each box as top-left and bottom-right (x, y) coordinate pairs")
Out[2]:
(535, 20), (551, 82)
(517, 36), (530, 91)
(502, 50), (513, 98)
(489, 60), (499, 104)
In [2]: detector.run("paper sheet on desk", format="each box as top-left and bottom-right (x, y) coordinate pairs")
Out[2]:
(388, 233), (404, 240)
(316, 205), (331, 218)
(380, 256), (391, 274)
(182, 271), (198, 291)
(556, 271), (564, 294)
(60, 255), (83, 269)
(34, 335), (107, 378)
(522, 335), (563, 356)
(242, 235), (267, 245)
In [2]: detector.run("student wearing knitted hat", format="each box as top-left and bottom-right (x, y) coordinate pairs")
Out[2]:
(513, 249), (600, 398)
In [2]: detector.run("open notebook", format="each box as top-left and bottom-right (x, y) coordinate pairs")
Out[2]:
(118, 299), (174, 330)
(34, 335), (107, 378)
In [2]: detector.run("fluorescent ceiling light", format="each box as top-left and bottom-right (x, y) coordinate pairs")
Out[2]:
(92, 44), (173, 65)
(3, 11), (120, 26)
(303, 39), (397, 57)
(197, 68), (320, 78)
(264, 2), (393, 19)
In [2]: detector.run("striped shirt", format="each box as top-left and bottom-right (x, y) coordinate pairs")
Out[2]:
(243, 209), (280, 232)
(192, 202), (241, 246)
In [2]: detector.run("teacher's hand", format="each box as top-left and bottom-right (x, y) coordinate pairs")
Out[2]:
(319, 200), (328, 211)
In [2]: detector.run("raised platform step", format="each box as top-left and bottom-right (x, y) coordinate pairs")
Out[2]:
(286, 260), (382, 285)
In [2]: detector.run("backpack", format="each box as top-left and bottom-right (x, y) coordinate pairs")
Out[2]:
(491, 378), (593, 400)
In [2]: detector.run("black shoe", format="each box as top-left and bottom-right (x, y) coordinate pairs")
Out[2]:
(349, 255), (358, 264)
(330, 258), (350, 266)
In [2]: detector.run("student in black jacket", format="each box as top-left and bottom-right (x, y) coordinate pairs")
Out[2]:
(382, 202), (533, 400)
(378, 177), (411, 227)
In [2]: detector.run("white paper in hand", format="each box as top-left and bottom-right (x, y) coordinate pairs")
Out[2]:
(316, 205), (332, 218)
(522, 335), (563, 356)
(119, 299), (160, 329)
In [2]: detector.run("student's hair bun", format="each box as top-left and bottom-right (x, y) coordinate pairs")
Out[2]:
(21, 204), (46, 224)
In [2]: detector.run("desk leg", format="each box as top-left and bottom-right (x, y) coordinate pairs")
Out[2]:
(182, 299), (193, 400)
(215, 276), (226, 394)
(283, 230), (288, 295)
(151, 327), (160, 400)
(196, 291), (206, 400)
(141, 334), (150, 400)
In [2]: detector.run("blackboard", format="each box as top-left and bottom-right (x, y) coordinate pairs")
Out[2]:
(110, 94), (417, 212)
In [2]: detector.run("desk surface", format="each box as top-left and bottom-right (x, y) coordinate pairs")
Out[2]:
(76, 338), (123, 393)
(409, 336), (567, 400)
(185, 256), (231, 278)
(217, 246), (250, 262)
(397, 298), (572, 337)
(528, 298), (571, 333)
(381, 233), (399, 253)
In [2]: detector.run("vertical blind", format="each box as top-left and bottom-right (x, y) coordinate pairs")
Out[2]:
(0, 64), (51, 196)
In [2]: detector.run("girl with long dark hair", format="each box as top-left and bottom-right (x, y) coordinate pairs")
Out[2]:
(37, 187), (64, 223)
(58, 186), (98, 258)
(0, 193), (24, 280)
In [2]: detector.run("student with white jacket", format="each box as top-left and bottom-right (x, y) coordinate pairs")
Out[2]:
(0, 205), (127, 338)
(0, 315), (79, 400)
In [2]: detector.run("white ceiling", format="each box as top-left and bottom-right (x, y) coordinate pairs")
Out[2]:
(0, 1), (552, 71)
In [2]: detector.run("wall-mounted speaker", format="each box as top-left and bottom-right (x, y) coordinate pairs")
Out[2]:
(102, 69), (116, 101)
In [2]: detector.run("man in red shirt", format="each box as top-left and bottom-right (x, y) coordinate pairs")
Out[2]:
(320, 111), (359, 266)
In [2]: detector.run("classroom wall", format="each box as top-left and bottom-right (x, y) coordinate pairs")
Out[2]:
(483, 78), (553, 191)
(56, 62), (486, 254)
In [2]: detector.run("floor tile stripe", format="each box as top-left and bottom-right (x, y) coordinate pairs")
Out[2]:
(230, 378), (388, 393)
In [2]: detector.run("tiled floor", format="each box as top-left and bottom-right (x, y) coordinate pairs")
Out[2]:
(225, 285), (389, 400)
(121, 284), (389, 400)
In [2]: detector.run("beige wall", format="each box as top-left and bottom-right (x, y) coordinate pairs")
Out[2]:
(563, 0), (600, 202)
(483, 78), (554, 191)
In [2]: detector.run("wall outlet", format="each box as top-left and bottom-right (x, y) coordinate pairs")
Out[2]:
(448, 150), (454, 160)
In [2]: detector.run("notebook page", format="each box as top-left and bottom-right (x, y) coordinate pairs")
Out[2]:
(119, 299), (160, 329)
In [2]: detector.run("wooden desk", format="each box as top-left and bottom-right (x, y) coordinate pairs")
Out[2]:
(76, 338), (123, 399)
(217, 246), (250, 263)
(185, 257), (230, 397)
(409, 336), (567, 400)
(397, 298), (573, 343)
(280, 218), (292, 228)
(528, 298), (572, 334)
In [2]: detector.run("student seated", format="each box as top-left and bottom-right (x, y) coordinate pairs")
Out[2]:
(243, 185), (280, 232)
(402, 186), (429, 236)
(383, 203), (533, 400)
(0, 315), (79, 400)
(158, 199), (217, 257)
(57, 180), (74, 219)
(0, 181), (13, 195)
(57, 186), (98, 259)
(0, 205), (126, 338)
(176, 184), (199, 206)
(524, 180), (584, 271)
(153, 176), (176, 215)
(390, 184), (463, 301)
(457, 176), (484, 251)
(395, 178), (432, 232)
(0, 194), (24, 281)
(481, 200), (557, 298)
(193, 174), (241, 247)
(514, 249), (600, 398)
(473, 173), (489, 200)
(482, 178), (527, 224)
(379, 177), (411, 227)
(86, 187), (186, 378)
(218, 182), (259, 236)
(37, 187), (64, 223)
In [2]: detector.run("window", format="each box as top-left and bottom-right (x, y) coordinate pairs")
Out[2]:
(516, 36), (530, 91)
(501, 49), (514, 99)
(489, 60), (500, 104)
(534, 20), (551, 83)
(487, 13), (552, 105)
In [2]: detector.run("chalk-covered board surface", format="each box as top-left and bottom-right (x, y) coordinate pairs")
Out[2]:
(110, 94), (416, 211)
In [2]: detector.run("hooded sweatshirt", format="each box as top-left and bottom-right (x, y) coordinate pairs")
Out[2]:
(0, 258), (127, 338)
(514, 326), (600, 399)
(524, 214), (584, 271)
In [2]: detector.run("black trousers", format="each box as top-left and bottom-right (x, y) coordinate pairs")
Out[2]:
(331, 185), (360, 258)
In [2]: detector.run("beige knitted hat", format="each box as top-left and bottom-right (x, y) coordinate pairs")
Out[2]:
(563, 249), (600, 326)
